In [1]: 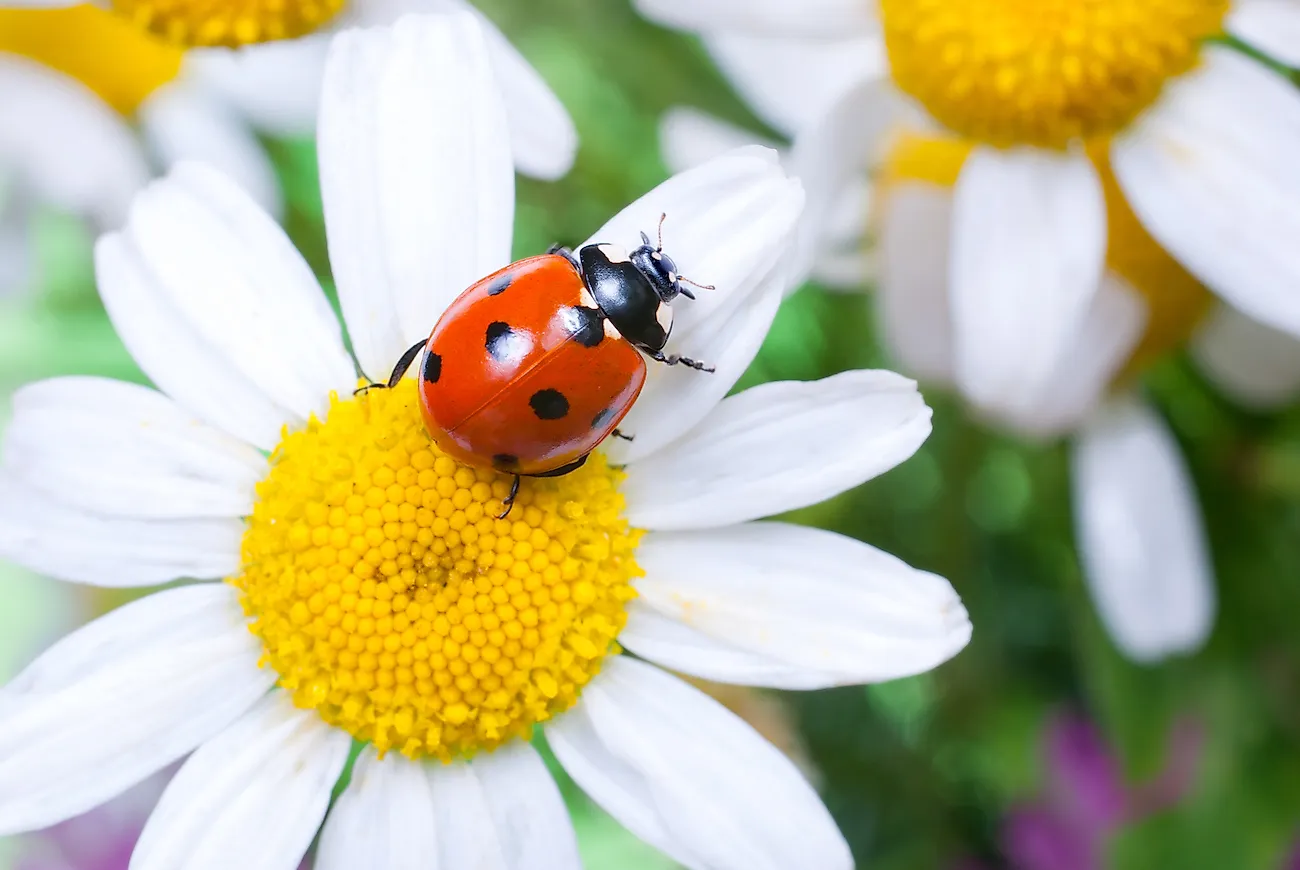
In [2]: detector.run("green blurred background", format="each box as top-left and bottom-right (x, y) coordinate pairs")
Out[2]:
(5, 2), (1300, 868)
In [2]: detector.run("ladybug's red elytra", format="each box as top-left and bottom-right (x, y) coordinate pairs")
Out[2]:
(369, 215), (714, 517)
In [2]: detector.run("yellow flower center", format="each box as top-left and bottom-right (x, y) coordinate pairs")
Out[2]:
(878, 0), (1230, 148)
(110, 0), (344, 48)
(0, 6), (182, 115)
(878, 133), (1212, 377)
(228, 380), (640, 761)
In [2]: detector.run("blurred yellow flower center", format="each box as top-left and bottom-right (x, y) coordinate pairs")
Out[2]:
(878, 0), (1230, 148)
(229, 380), (640, 761)
(879, 134), (1211, 375)
(0, 6), (182, 115)
(110, 0), (344, 48)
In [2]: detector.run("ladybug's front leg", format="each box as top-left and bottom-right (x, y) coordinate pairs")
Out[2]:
(646, 349), (715, 373)
(547, 244), (582, 274)
(355, 339), (426, 395)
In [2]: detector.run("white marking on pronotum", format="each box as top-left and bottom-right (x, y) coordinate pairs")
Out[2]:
(598, 244), (630, 263)
(579, 286), (598, 309)
(604, 319), (624, 340)
(655, 302), (673, 333)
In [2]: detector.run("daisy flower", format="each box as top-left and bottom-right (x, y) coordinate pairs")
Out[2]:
(0, 12), (970, 870)
(642, 0), (1300, 662)
(0, 0), (574, 295)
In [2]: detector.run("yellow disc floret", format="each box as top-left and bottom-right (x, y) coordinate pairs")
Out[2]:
(879, 133), (1212, 381)
(109, 0), (344, 48)
(0, 6), (182, 115)
(879, 0), (1230, 148)
(229, 380), (640, 761)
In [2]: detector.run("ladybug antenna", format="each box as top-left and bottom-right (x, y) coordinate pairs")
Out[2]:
(657, 212), (667, 251)
(679, 275), (715, 294)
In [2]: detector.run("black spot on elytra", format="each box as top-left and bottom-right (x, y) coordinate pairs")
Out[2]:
(487, 273), (512, 296)
(485, 321), (530, 364)
(493, 453), (519, 470)
(530, 389), (570, 420)
(591, 407), (614, 430)
(422, 351), (442, 384)
(560, 306), (604, 348)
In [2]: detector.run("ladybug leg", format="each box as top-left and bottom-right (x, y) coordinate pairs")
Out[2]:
(497, 475), (522, 520)
(646, 349), (716, 373)
(355, 340), (425, 395)
(547, 244), (582, 273)
(611, 429), (634, 442)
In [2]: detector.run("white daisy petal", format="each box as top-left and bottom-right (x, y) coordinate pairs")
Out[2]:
(138, 81), (284, 218)
(97, 162), (354, 451)
(466, 0), (577, 181)
(1227, 0), (1300, 67)
(706, 33), (883, 137)
(0, 584), (272, 835)
(131, 692), (351, 870)
(995, 271), (1147, 439)
(619, 523), (970, 688)
(319, 11), (515, 380)
(183, 38), (330, 139)
(0, 478), (242, 586)
(1071, 396), (1215, 663)
(950, 146), (1107, 415)
(587, 146), (804, 462)
(659, 107), (778, 173)
(1192, 304), (1300, 409)
(316, 749), (437, 870)
(0, 195), (33, 296)
(2, 377), (266, 519)
(0, 55), (148, 228)
(1113, 47), (1300, 338)
(548, 656), (852, 870)
(877, 182), (956, 384)
(635, 0), (876, 40)
(427, 742), (581, 870)
(623, 370), (932, 529)
(788, 77), (899, 286)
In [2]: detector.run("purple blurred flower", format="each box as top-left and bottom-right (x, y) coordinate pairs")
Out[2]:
(1001, 712), (1202, 870)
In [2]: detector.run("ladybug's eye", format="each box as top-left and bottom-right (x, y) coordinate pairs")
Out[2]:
(658, 253), (678, 277)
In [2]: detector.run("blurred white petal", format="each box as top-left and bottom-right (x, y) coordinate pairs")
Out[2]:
(659, 107), (777, 173)
(706, 32), (882, 136)
(950, 146), (1106, 415)
(184, 38), (329, 138)
(1113, 48), (1300, 338)
(1192, 304), (1300, 409)
(138, 81), (283, 218)
(1071, 396), (1215, 662)
(0, 55), (148, 227)
(635, 0), (876, 40)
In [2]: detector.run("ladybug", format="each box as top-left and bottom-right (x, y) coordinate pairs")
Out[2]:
(371, 215), (714, 516)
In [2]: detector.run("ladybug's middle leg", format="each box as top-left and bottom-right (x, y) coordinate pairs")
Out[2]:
(646, 349), (715, 373)
(355, 340), (425, 395)
(497, 475), (522, 520)
(611, 429), (634, 441)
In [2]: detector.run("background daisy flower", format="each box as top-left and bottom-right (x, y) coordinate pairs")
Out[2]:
(643, 0), (1300, 664)
(0, 0), (575, 300)
(0, 12), (970, 869)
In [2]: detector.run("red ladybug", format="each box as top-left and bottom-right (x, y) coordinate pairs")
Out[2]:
(372, 215), (713, 515)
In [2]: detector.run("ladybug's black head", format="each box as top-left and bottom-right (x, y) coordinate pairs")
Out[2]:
(630, 231), (696, 302)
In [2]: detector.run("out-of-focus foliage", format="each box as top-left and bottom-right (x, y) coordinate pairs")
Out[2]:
(6, 1), (1300, 868)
